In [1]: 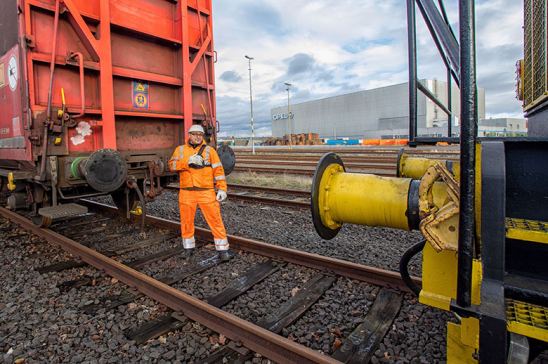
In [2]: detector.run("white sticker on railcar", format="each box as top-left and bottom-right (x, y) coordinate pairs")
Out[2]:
(8, 56), (18, 92)
(70, 121), (92, 146)
(12, 117), (21, 135)
(0, 63), (5, 88)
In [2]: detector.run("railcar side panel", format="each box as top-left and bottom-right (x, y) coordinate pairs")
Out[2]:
(0, 0), (216, 161)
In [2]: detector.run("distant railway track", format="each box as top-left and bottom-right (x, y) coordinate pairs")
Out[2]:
(233, 164), (396, 177)
(229, 183), (309, 197)
(227, 184), (309, 208)
(0, 202), (420, 364)
(234, 145), (460, 155)
(236, 155), (398, 163)
(232, 146), (459, 176)
(166, 183), (310, 209)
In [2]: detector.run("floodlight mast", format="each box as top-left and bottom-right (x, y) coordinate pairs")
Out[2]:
(245, 55), (255, 154)
(284, 82), (292, 148)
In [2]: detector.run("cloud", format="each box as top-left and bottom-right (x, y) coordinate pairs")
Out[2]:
(213, 0), (525, 136)
(220, 71), (242, 83)
(287, 53), (316, 76)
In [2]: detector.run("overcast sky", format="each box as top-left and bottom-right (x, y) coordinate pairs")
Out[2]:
(212, 0), (524, 137)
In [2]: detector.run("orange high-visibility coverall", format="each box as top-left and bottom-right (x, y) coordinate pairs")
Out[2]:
(168, 142), (229, 251)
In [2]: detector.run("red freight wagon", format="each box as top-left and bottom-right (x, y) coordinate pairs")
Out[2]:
(0, 0), (232, 225)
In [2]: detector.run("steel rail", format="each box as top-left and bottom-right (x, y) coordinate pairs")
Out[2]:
(229, 183), (309, 197)
(233, 166), (318, 176)
(234, 160), (396, 169)
(234, 147), (460, 154)
(225, 193), (309, 209)
(0, 207), (337, 364)
(233, 166), (395, 177)
(81, 201), (420, 291)
(234, 153), (459, 161)
(169, 183), (309, 196)
(167, 183), (307, 196)
(235, 155), (399, 162)
(165, 184), (309, 208)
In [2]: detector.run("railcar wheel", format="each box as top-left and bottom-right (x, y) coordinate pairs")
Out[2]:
(78, 149), (128, 193)
(31, 215), (52, 228)
(30, 188), (52, 227)
(217, 144), (236, 175)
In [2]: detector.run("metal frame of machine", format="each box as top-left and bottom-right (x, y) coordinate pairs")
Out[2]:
(407, 0), (460, 145)
(311, 1), (548, 362)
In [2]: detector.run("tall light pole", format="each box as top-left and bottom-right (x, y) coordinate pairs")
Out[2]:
(284, 82), (292, 147)
(245, 55), (255, 154)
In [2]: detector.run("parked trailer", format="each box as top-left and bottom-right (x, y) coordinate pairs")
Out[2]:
(0, 0), (232, 224)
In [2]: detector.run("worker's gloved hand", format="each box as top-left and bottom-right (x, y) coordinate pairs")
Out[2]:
(188, 154), (204, 166)
(216, 190), (227, 202)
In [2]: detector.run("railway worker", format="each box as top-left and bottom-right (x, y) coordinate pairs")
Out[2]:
(168, 124), (232, 261)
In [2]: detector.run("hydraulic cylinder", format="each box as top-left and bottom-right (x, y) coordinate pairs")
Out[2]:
(311, 153), (448, 240)
(397, 153), (460, 179)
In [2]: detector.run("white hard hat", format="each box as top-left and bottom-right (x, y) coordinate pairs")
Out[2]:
(189, 124), (205, 134)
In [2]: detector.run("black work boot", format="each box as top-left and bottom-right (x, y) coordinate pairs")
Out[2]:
(182, 248), (195, 259)
(217, 250), (233, 262)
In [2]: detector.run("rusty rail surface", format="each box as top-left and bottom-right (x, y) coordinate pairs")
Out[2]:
(234, 160), (397, 169)
(229, 183), (309, 197)
(232, 148), (459, 177)
(0, 207), (337, 364)
(166, 184), (309, 209)
(233, 165), (395, 177)
(1, 203), (421, 363)
(81, 201), (420, 291)
(234, 146), (460, 155)
(235, 155), (398, 163)
(226, 193), (309, 209)
(169, 183), (309, 197)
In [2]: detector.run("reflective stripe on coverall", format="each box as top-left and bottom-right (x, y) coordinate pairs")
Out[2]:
(168, 142), (228, 251)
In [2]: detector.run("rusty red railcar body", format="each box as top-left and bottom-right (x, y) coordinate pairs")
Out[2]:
(0, 0), (220, 217)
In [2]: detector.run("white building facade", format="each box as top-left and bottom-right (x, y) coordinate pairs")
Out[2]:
(271, 80), (487, 139)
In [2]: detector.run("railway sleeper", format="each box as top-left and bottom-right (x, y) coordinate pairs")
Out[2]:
(125, 260), (282, 344)
(51, 216), (109, 231)
(202, 282), (401, 364)
(57, 245), (188, 291)
(82, 252), (222, 315)
(332, 288), (402, 363)
(58, 276), (99, 292)
(127, 315), (189, 346)
(200, 273), (336, 363)
(37, 260), (87, 274)
(39, 233), (178, 274)
(64, 226), (108, 240)
(103, 233), (178, 256)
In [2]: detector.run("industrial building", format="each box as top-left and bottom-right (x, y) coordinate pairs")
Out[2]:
(477, 118), (527, 137)
(271, 80), (487, 139)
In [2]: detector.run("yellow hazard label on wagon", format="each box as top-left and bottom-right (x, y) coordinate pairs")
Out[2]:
(132, 81), (149, 109)
(135, 82), (146, 92)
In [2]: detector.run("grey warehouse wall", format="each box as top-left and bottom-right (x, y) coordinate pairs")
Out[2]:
(271, 80), (486, 139)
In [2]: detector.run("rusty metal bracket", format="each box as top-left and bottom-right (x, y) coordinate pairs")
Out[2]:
(419, 162), (460, 252)
(127, 177), (146, 236)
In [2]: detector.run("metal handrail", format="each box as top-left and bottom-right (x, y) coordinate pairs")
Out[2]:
(407, 0), (461, 143)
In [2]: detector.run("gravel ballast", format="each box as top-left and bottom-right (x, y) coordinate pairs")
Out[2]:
(1, 189), (452, 363)
(0, 218), (226, 364)
(144, 190), (424, 276)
